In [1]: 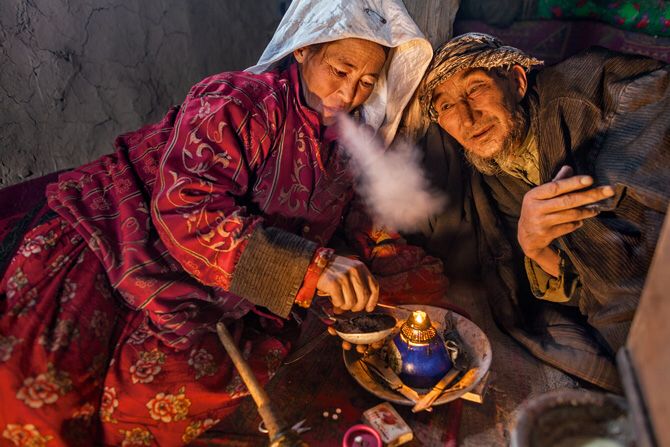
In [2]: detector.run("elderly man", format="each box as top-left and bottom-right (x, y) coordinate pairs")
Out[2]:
(416, 33), (669, 391)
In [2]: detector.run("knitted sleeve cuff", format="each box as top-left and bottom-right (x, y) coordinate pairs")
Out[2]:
(230, 226), (316, 318)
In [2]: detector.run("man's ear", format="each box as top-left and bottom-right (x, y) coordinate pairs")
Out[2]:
(510, 65), (528, 101)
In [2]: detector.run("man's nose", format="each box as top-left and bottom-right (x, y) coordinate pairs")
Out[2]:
(457, 100), (478, 127)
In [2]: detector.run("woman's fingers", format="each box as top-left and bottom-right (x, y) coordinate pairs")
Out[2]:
(340, 275), (357, 311)
(316, 255), (378, 313)
(366, 275), (380, 313)
(349, 266), (372, 312)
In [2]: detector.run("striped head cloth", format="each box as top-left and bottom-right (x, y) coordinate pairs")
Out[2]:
(419, 32), (543, 121)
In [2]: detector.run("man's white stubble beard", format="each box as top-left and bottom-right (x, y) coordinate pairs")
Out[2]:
(463, 105), (529, 176)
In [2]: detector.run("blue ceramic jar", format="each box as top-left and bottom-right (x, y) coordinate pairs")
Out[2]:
(388, 310), (452, 389)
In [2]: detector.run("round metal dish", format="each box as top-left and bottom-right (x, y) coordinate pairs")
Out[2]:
(343, 304), (492, 406)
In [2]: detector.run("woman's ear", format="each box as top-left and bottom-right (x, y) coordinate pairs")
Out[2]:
(293, 47), (309, 63)
(510, 65), (528, 101)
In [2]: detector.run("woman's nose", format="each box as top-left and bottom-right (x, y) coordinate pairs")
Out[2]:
(337, 80), (356, 105)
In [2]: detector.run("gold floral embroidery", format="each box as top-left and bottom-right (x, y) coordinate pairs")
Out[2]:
(6, 268), (29, 299)
(90, 195), (111, 211)
(130, 349), (166, 384)
(146, 387), (191, 423)
(72, 403), (96, 420)
(100, 386), (120, 423)
(38, 320), (79, 352)
(119, 427), (154, 447)
(0, 335), (21, 362)
(187, 348), (218, 380)
(89, 310), (111, 338)
(224, 373), (249, 399)
(46, 255), (71, 277)
(127, 321), (152, 345)
(20, 237), (44, 258)
(181, 418), (220, 444)
(16, 364), (72, 409)
(225, 343), (251, 398)
(94, 274), (113, 301)
(59, 279), (77, 304)
(10, 289), (38, 317)
(2, 423), (53, 447)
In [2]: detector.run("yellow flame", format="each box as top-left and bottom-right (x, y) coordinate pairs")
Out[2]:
(412, 310), (426, 324)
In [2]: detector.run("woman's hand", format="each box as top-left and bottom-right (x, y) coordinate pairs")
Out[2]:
(316, 255), (379, 313)
(517, 165), (614, 276)
(326, 325), (385, 352)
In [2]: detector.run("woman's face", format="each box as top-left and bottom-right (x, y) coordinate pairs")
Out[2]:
(294, 38), (387, 126)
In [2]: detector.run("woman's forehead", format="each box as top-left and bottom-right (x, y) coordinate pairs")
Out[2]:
(321, 39), (386, 70)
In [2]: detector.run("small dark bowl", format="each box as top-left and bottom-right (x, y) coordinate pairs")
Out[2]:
(510, 389), (633, 447)
(334, 313), (397, 345)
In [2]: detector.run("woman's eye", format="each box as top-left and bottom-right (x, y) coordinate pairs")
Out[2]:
(360, 80), (375, 89)
(331, 67), (347, 78)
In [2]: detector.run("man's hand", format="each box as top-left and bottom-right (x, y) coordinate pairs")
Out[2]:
(517, 165), (614, 276)
(316, 255), (379, 313)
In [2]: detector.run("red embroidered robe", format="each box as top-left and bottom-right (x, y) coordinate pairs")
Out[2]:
(0, 64), (445, 446)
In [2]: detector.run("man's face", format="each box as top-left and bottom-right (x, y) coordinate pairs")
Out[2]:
(432, 66), (527, 162)
(294, 38), (387, 126)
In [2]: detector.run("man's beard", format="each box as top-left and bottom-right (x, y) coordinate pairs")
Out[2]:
(464, 106), (529, 176)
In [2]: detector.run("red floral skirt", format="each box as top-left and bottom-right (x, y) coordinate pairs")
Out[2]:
(0, 217), (291, 446)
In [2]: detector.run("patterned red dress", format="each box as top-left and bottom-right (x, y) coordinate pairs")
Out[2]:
(0, 64), (445, 446)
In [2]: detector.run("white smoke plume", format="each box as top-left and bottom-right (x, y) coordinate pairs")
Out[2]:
(337, 114), (446, 232)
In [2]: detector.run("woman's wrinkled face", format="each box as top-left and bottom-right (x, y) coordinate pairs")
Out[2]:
(294, 38), (387, 126)
(432, 65), (528, 161)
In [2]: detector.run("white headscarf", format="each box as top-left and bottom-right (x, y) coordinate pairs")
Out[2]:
(246, 0), (432, 146)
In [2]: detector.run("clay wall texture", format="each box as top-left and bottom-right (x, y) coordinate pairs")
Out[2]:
(0, 0), (287, 186)
(0, 0), (457, 188)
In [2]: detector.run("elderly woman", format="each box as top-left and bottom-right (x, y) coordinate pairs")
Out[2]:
(0, 1), (439, 445)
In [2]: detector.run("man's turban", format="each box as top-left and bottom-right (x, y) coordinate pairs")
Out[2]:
(420, 33), (543, 121)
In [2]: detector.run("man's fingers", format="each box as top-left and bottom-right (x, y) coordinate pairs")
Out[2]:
(327, 326), (338, 336)
(552, 165), (573, 182)
(355, 344), (367, 354)
(544, 186), (615, 212)
(342, 341), (352, 351)
(544, 206), (600, 226)
(531, 175), (595, 200)
(547, 220), (584, 239)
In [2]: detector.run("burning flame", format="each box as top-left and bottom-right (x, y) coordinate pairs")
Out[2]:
(412, 310), (426, 325)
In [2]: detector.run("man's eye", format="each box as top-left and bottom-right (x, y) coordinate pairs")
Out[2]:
(438, 102), (452, 112)
(360, 80), (375, 89)
(468, 84), (484, 96)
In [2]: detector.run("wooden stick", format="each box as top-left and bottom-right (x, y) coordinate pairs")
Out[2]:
(216, 322), (286, 439)
(412, 368), (460, 413)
